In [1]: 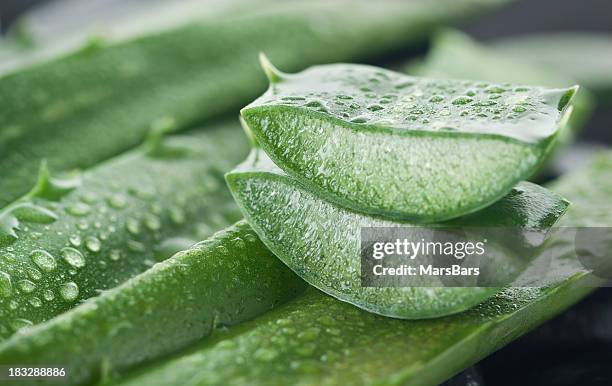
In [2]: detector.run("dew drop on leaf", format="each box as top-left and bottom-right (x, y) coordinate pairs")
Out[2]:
(61, 247), (86, 268)
(59, 282), (79, 302)
(29, 249), (57, 271)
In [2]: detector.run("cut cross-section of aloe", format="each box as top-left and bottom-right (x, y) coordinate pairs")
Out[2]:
(241, 58), (577, 222)
(226, 150), (569, 319)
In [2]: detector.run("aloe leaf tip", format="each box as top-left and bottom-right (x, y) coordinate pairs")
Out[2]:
(258, 53), (285, 84)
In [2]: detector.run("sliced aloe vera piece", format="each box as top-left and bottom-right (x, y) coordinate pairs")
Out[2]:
(491, 32), (612, 101)
(241, 58), (576, 221)
(0, 0), (506, 207)
(0, 123), (248, 340)
(0, 221), (306, 386)
(226, 150), (569, 319)
(114, 151), (612, 386)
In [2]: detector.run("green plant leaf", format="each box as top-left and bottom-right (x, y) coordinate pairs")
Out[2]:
(0, 122), (249, 340)
(0, 221), (306, 386)
(0, 0), (507, 207)
(113, 150), (612, 386)
(490, 32), (612, 101)
(226, 150), (569, 319)
(241, 60), (576, 222)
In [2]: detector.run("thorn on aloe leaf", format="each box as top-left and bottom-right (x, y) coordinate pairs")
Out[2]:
(259, 53), (285, 84)
(27, 160), (81, 201)
(240, 115), (259, 148)
(145, 116), (190, 158)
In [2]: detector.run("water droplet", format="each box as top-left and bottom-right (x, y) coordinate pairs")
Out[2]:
(452, 96), (473, 105)
(80, 192), (97, 204)
(367, 104), (384, 112)
(43, 289), (54, 301)
(305, 100), (322, 108)
(298, 327), (320, 341)
(254, 348), (278, 362)
(69, 234), (82, 247)
(429, 95), (444, 103)
(85, 236), (101, 253)
(66, 202), (91, 217)
(350, 116), (368, 124)
(143, 214), (161, 231)
(30, 249), (57, 271)
(61, 247), (85, 268)
(77, 220), (89, 230)
(18, 279), (36, 293)
(2, 253), (16, 263)
(29, 297), (42, 308)
(512, 105), (527, 113)
(126, 217), (140, 235)
(150, 203), (162, 215)
(0, 271), (13, 297)
(486, 86), (507, 94)
(169, 206), (185, 224)
(129, 186), (155, 200)
(109, 249), (122, 261)
(474, 100), (497, 107)
(59, 282), (79, 301)
(106, 194), (127, 209)
(127, 240), (145, 252)
(27, 267), (42, 281)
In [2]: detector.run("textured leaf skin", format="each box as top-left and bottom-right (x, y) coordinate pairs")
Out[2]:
(0, 123), (249, 340)
(113, 151), (612, 386)
(0, 0), (507, 207)
(241, 62), (576, 222)
(491, 32), (612, 101)
(226, 150), (569, 319)
(0, 221), (306, 386)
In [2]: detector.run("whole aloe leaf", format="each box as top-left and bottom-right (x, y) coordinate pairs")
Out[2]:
(0, 123), (248, 340)
(112, 151), (612, 386)
(0, 221), (306, 386)
(0, 0), (508, 207)
(490, 32), (612, 101)
(226, 150), (569, 319)
(241, 58), (576, 222)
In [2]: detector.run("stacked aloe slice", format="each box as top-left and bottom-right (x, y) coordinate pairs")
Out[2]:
(228, 55), (578, 318)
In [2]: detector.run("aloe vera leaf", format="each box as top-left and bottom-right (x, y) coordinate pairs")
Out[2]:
(411, 29), (594, 130)
(226, 150), (569, 319)
(0, 123), (249, 340)
(490, 32), (612, 101)
(0, 221), (306, 386)
(115, 276), (594, 386)
(0, 0), (508, 207)
(114, 150), (612, 386)
(240, 58), (576, 222)
(0, 0), (257, 74)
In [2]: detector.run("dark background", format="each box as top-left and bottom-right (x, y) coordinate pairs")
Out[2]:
(1, 1), (611, 385)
